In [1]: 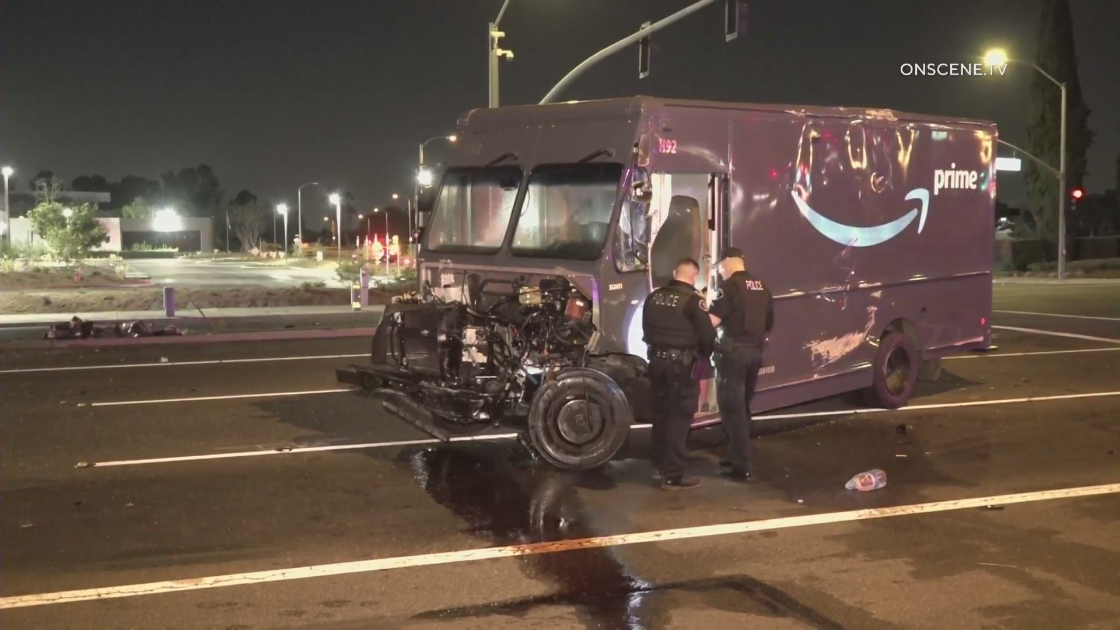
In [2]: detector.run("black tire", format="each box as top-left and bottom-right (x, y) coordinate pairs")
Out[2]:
(863, 331), (918, 409)
(917, 357), (943, 383)
(527, 368), (633, 470)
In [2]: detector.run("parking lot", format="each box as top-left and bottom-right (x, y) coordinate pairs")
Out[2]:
(1, 282), (1117, 629)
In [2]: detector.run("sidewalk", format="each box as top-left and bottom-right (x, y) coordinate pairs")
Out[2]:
(0, 305), (381, 327)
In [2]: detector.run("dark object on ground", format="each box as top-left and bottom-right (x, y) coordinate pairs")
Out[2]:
(44, 317), (183, 340)
(896, 423), (913, 435)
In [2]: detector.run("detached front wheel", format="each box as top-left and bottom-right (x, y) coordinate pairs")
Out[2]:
(527, 368), (633, 470)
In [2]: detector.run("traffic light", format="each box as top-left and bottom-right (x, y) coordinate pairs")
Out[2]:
(1070, 188), (1084, 210)
(725, 0), (748, 42)
(638, 21), (652, 79)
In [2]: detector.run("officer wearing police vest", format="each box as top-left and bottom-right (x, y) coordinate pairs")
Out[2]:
(642, 258), (716, 489)
(708, 247), (773, 481)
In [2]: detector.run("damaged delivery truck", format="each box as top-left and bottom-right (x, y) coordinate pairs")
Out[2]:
(338, 96), (995, 470)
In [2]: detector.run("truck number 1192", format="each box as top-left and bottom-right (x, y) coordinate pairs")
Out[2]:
(658, 138), (678, 154)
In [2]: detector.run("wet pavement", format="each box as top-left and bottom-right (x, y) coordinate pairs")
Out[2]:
(1, 283), (1117, 629)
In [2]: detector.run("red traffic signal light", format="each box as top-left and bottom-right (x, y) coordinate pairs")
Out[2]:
(1071, 188), (1084, 200)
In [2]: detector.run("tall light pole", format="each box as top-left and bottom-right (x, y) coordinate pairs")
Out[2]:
(329, 193), (342, 262)
(489, 0), (514, 108)
(276, 204), (289, 255)
(2, 166), (12, 244)
(417, 134), (457, 249)
(985, 48), (1068, 280)
(375, 207), (390, 275)
(297, 182), (320, 251)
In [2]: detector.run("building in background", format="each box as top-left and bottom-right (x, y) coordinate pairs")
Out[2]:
(8, 216), (213, 252)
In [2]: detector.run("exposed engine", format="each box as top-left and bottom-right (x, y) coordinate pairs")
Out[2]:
(363, 276), (597, 434)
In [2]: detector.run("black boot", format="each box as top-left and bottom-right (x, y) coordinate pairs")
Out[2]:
(662, 475), (700, 489)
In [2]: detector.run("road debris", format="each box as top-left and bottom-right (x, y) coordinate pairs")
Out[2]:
(896, 423), (913, 435)
(980, 505), (1005, 511)
(845, 469), (887, 491)
(19, 520), (32, 529)
(45, 317), (184, 340)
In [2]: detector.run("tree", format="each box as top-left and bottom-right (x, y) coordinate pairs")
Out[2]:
(34, 177), (63, 203)
(1024, 0), (1093, 243)
(108, 176), (162, 210)
(227, 194), (268, 252)
(121, 197), (152, 219)
(30, 170), (55, 191)
(27, 202), (108, 261)
(160, 164), (223, 217)
(71, 175), (111, 192)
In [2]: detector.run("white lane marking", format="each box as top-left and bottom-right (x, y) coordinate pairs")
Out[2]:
(89, 388), (352, 408)
(687, 390), (1120, 429)
(3, 482), (1116, 609)
(9, 343), (1113, 377)
(0, 354), (368, 375)
(944, 347), (1120, 361)
(992, 325), (1120, 345)
(995, 309), (1120, 322)
(81, 390), (1120, 468)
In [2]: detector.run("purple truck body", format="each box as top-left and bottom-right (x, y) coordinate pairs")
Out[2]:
(417, 96), (995, 420)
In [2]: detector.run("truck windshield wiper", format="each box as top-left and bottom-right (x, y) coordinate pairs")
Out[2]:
(577, 148), (615, 163)
(486, 152), (519, 166)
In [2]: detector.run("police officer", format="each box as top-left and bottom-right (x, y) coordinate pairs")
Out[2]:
(642, 258), (717, 489)
(707, 247), (773, 481)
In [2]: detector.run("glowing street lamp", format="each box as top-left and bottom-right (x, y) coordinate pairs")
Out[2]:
(983, 46), (1068, 279)
(328, 193), (342, 262)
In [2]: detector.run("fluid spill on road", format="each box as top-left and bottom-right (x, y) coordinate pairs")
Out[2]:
(401, 444), (849, 629)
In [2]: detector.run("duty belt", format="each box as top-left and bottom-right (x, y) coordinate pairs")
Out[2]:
(651, 347), (694, 363)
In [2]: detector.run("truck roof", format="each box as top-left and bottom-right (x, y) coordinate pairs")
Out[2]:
(458, 95), (996, 133)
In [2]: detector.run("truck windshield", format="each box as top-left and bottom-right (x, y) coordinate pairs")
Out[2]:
(425, 166), (523, 254)
(510, 163), (623, 261)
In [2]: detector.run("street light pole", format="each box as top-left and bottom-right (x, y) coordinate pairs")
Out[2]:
(1, 166), (12, 245)
(983, 49), (1068, 280)
(277, 204), (289, 255)
(297, 182), (320, 253)
(329, 193), (342, 263)
(1058, 81), (1067, 281)
(489, 0), (513, 108)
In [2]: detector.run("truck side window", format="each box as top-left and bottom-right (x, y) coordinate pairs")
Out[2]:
(614, 195), (649, 272)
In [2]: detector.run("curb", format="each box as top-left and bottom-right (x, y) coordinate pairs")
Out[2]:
(7, 327), (378, 350)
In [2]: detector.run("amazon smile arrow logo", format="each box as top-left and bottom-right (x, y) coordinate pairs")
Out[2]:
(791, 188), (930, 248)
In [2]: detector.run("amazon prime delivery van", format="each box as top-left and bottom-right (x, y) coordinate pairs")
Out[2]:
(342, 97), (994, 470)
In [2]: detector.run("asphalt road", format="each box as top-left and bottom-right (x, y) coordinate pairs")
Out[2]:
(1, 283), (1117, 629)
(127, 259), (348, 288)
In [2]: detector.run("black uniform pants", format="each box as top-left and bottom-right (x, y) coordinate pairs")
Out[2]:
(716, 342), (764, 471)
(649, 355), (698, 478)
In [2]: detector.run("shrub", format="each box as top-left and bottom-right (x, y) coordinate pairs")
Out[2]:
(300, 280), (327, 290)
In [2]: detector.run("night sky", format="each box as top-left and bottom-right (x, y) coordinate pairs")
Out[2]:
(2, 0), (1116, 213)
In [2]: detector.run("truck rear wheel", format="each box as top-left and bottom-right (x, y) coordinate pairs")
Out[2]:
(527, 368), (633, 470)
(863, 331), (918, 409)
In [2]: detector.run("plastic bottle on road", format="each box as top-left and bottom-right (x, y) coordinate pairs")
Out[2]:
(845, 469), (887, 492)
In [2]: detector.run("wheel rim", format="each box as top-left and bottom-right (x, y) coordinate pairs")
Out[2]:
(528, 370), (632, 470)
(884, 346), (912, 396)
(554, 398), (605, 446)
